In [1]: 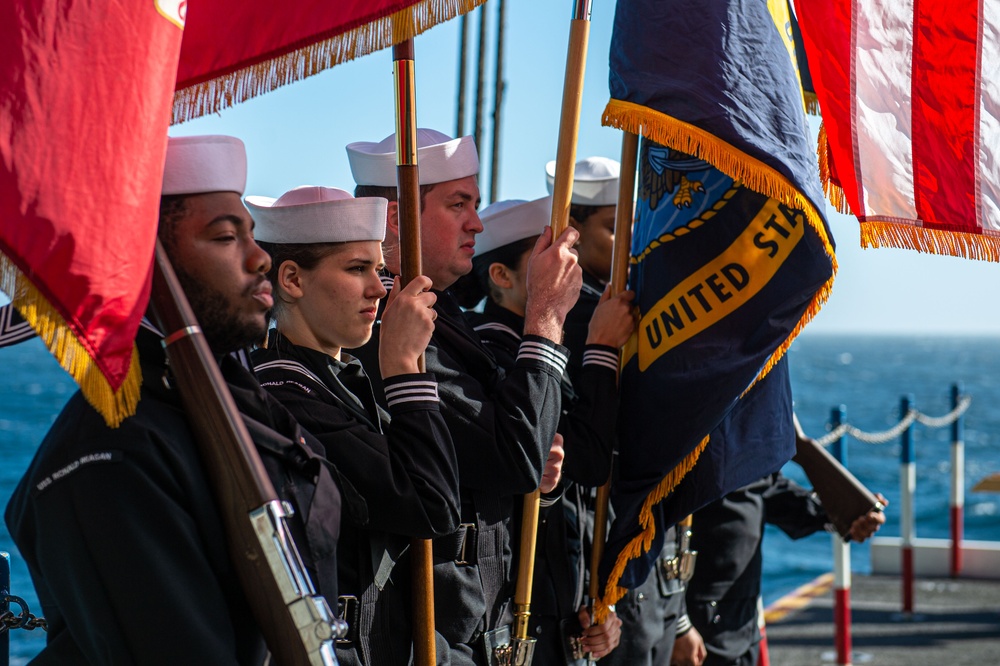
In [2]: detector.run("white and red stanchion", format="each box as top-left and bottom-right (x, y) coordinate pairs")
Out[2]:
(830, 406), (853, 665)
(899, 394), (915, 615)
(756, 595), (770, 666)
(833, 533), (852, 665)
(949, 383), (964, 578)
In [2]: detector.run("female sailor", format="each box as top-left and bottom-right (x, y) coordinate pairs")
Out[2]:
(455, 196), (635, 663)
(247, 186), (460, 666)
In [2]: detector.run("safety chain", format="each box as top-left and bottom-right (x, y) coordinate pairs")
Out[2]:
(0, 594), (48, 634)
(813, 395), (972, 448)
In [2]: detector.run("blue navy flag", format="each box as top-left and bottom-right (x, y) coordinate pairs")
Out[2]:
(596, 0), (836, 616)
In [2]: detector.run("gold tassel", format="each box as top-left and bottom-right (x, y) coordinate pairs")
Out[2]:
(0, 255), (142, 427)
(816, 122), (852, 215)
(594, 435), (710, 623)
(860, 221), (1000, 262)
(172, 0), (486, 124)
(592, 100), (846, 620)
(603, 97), (838, 391)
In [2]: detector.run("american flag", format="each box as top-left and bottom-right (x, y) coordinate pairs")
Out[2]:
(796, 0), (1000, 261)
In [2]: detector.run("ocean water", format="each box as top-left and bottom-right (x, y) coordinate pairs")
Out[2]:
(1, 334), (999, 662)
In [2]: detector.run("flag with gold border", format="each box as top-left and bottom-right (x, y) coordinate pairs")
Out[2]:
(596, 0), (836, 615)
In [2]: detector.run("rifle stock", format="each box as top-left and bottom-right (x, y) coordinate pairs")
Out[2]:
(793, 435), (883, 540)
(150, 241), (342, 665)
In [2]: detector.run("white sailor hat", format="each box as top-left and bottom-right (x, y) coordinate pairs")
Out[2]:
(162, 135), (247, 196)
(475, 196), (552, 256)
(544, 156), (620, 206)
(245, 186), (387, 244)
(346, 128), (480, 187)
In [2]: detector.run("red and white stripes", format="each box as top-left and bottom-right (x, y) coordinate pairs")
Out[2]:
(798, 0), (1000, 258)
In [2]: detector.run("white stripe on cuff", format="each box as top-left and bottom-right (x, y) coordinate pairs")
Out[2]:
(583, 348), (619, 372)
(517, 340), (569, 374)
(384, 380), (439, 408)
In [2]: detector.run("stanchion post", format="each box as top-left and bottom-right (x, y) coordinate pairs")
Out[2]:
(830, 408), (852, 666)
(950, 382), (964, 578)
(899, 394), (915, 615)
(2, 551), (9, 666)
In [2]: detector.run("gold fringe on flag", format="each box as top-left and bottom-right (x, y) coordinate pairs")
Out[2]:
(597, 98), (838, 616)
(816, 122), (851, 215)
(860, 221), (1000, 263)
(1, 254), (141, 428)
(593, 435), (710, 623)
(603, 97), (837, 384)
(172, 0), (485, 124)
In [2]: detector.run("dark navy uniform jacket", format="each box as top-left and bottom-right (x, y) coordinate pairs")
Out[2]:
(252, 331), (460, 666)
(686, 473), (828, 666)
(466, 298), (619, 664)
(353, 288), (567, 665)
(5, 327), (345, 666)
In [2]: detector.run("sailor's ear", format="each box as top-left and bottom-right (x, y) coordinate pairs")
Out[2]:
(385, 201), (400, 239)
(488, 262), (513, 290)
(277, 260), (305, 300)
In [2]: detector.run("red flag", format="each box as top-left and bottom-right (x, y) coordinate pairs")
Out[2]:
(173, 0), (485, 123)
(797, 0), (1000, 261)
(0, 1), (184, 425)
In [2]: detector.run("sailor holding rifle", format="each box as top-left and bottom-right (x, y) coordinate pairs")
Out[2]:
(6, 135), (348, 665)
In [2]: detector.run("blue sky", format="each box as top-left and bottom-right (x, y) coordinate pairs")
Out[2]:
(4, 1), (998, 334)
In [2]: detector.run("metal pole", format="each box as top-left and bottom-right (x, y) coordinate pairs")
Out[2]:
(899, 394), (915, 615)
(950, 382), (964, 578)
(393, 39), (435, 666)
(489, 0), (506, 203)
(473, 4), (488, 161)
(830, 406), (852, 666)
(456, 14), (469, 138)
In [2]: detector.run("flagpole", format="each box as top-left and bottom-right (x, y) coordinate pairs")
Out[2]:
(548, 0), (593, 235)
(588, 130), (638, 632)
(512, 2), (594, 662)
(392, 38), (436, 666)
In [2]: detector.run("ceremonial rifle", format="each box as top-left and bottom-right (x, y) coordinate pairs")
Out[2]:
(150, 242), (345, 665)
(791, 423), (883, 539)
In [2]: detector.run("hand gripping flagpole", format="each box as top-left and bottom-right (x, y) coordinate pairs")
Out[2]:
(392, 39), (437, 666)
(588, 131), (638, 642)
(150, 242), (345, 666)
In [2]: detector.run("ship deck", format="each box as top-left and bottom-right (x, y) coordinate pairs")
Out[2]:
(764, 573), (1000, 665)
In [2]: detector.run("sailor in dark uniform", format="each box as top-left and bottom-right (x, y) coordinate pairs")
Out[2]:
(346, 129), (583, 665)
(687, 418), (886, 666)
(457, 196), (635, 662)
(245, 185), (461, 665)
(544, 157), (703, 666)
(6, 135), (346, 665)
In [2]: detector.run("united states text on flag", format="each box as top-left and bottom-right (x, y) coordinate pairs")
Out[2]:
(596, 0), (836, 617)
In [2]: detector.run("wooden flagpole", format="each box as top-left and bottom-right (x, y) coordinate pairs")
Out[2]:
(512, 1), (594, 662)
(588, 130), (638, 630)
(392, 39), (436, 666)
